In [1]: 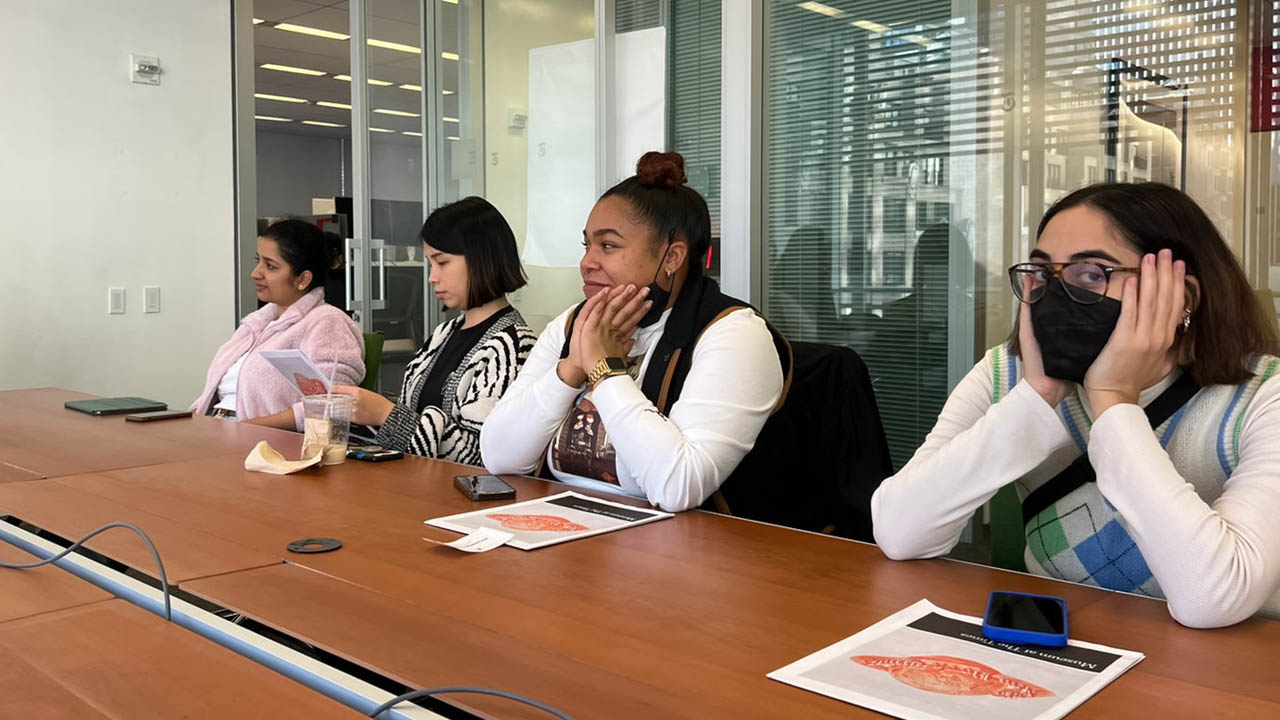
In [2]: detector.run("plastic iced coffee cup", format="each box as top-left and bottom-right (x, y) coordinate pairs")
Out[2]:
(301, 394), (354, 465)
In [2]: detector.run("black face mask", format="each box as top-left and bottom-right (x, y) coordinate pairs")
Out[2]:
(638, 237), (674, 328)
(1029, 280), (1122, 384)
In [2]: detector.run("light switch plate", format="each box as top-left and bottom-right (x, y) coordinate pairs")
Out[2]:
(131, 53), (161, 85)
(144, 286), (161, 314)
(108, 288), (126, 314)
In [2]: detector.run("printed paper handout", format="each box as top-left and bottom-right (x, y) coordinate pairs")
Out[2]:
(768, 599), (1143, 720)
(259, 349), (330, 396)
(425, 491), (673, 550)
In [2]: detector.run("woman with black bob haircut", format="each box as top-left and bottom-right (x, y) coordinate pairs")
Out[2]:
(334, 196), (535, 464)
(481, 151), (790, 512)
(873, 182), (1280, 628)
(194, 218), (365, 427)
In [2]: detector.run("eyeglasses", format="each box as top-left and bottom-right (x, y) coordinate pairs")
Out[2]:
(1007, 262), (1141, 305)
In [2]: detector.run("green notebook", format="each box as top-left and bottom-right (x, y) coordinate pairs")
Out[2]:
(64, 397), (168, 416)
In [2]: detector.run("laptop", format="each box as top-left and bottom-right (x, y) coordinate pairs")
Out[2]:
(64, 397), (168, 416)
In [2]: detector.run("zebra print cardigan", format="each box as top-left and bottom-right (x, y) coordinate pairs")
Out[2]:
(374, 307), (536, 465)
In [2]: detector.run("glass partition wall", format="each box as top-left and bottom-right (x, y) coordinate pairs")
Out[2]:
(240, 1), (716, 395)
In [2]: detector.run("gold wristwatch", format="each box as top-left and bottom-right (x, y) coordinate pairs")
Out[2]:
(587, 356), (629, 387)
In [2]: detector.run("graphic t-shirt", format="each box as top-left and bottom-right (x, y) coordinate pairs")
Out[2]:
(550, 356), (643, 485)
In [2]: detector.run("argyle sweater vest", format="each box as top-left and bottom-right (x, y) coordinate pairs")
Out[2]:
(988, 345), (1280, 597)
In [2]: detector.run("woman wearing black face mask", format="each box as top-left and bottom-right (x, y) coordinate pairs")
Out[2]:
(481, 152), (788, 511)
(872, 183), (1280, 629)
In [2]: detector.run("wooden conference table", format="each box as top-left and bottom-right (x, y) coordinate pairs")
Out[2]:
(0, 387), (302, 480)
(0, 534), (357, 718)
(0, 388), (1276, 718)
(0, 598), (362, 719)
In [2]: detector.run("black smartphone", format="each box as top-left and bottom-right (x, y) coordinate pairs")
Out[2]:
(124, 409), (194, 422)
(982, 591), (1069, 647)
(347, 444), (405, 462)
(454, 474), (516, 501)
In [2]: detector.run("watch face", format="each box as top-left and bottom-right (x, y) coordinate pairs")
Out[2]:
(604, 357), (628, 372)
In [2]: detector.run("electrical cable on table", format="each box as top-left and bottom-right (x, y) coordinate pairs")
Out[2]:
(0, 521), (172, 621)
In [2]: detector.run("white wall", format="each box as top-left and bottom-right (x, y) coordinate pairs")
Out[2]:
(483, 0), (595, 333)
(0, 0), (235, 406)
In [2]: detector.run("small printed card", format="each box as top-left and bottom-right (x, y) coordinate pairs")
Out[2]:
(423, 527), (515, 553)
(259, 349), (330, 396)
(425, 491), (673, 550)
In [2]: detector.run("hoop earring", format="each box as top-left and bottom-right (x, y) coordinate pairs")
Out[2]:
(1181, 307), (1192, 331)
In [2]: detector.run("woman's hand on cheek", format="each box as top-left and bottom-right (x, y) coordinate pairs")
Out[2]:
(610, 285), (652, 339)
(578, 284), (639, 376)
(1084, 250), (1185, 416)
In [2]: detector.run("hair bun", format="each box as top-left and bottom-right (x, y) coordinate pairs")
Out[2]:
(634, 151), (687, 189)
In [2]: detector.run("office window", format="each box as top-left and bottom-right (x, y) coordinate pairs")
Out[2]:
(666, 0), (722, 276)
(763, 0), (1252, 471)
(883, 250), (906, 286)
(1046, 163), (1063, 189)
(609, 1), (721, 277)
(764, 0), (959, 468)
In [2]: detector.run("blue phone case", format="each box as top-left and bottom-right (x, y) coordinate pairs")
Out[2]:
(981, 591), (1069, 647)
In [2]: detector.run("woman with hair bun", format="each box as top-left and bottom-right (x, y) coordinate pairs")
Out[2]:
(482, 152), (789, 511)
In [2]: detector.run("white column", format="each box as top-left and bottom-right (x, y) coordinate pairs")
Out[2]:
(595, 0), (616, 195)
(720, 0), (764, 304)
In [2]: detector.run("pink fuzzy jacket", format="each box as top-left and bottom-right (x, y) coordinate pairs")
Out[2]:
(192, 288), (365, 422)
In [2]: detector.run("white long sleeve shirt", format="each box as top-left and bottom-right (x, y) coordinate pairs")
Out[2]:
(872, 348), (1280, 628)
(481, 305), (784, 512)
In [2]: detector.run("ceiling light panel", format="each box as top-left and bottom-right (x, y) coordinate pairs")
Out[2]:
(260, 63), (327, 76)
(367, 38), (421, 54)
(273, 23), (350, 41)
(255, 92), (308, 103)
(798, 2), (846, 18)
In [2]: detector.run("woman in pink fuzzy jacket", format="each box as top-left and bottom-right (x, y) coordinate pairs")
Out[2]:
(192, 219), (364, 428)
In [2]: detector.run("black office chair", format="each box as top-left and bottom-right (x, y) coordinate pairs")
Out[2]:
(706, 341), (892, 542)
(373, 268), (425, 349)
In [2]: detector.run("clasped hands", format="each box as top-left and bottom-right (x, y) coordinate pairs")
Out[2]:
(557, 284), (653, 388)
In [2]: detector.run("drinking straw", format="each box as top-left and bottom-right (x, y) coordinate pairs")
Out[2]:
(324, 354), (339, 423)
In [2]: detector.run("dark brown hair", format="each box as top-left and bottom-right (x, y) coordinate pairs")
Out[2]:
(600, 151), (712, 278)
(261, 218), (335, 291)
(1008, 183), (1279, 385)
(420, 196), (526, 309)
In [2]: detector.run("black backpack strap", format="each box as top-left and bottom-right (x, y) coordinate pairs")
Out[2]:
(1021, 370), (1200, 524)
(557, 301), (587, 360)
(639, 276), (713, 407)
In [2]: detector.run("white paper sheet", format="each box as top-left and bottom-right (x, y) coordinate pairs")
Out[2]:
(768, 599), (1143, 720)
(259, 349), (330, 396)
(425, 491), (672, 550)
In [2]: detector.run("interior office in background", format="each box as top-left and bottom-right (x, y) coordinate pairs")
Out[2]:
(4, 0), (1280, 518)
